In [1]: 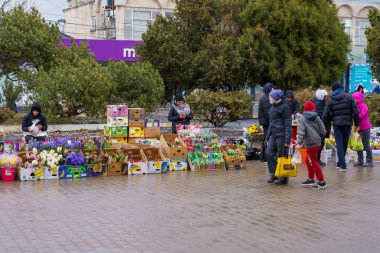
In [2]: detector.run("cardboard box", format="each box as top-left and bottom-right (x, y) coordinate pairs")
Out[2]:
(129, 119), (145, 127)
(108, 162), (122, 176)
(87, 164), (107, 176)
(129, 127), (144, 137)
(128, 108), (145, 119)
(128, 137), (145, 144)
(122, 148), (148, 175)
(121, 163), (128, 175)
(107, 105), (128, 117)
(225, 160), (247, 170)
(160, 134), (188, 159)
(104, 126), (128, 137)
(221, 145), (246, 162)
(18, 167), (44, 181)
(373, 150), (380, 162)
(142, 147), (167, 174)
(144, 127), (160, 138)
(67, 165), (87, 178)
(107, 117), (128, 127)
(169, 158), (187, 171)
(44, 166), (59, 179)
(58, 165), (72, 179)
(110, 137), (128, 143)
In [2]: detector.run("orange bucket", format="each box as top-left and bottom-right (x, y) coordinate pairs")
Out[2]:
(299, 149), (308, 164)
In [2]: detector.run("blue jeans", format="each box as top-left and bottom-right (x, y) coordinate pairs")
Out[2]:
(357, 129), (373, 164)
(334, 125), (352, 169)
(265, 136), (287, 180)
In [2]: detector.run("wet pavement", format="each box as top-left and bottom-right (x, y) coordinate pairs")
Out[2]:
(0, 159), (380, 253)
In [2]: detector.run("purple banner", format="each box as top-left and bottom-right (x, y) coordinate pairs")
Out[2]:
(61, 38), (142, 62)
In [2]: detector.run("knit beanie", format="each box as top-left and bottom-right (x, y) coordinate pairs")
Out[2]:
(269, 89), (283, 100)
(304, 101), (316, 112)
(331, 82), (343, 91)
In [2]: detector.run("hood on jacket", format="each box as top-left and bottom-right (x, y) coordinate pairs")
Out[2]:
(263, 83), (273, 94)
(303, 111), (318, 121)
(316, 89), (328, 101)
(285, 90), (294, 99)
(31, 102), (42, 113)
(352, 91), (364, 105)
(330, 91), (346, 101)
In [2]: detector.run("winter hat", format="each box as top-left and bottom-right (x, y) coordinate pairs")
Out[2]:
(331, 82), (343, 91)
(304, 101), (316, 112)
(174, 93), (185, 102)
(316, 89), (328, 100)
(284, 90), (294, 99)
(269, 89), (283, 100)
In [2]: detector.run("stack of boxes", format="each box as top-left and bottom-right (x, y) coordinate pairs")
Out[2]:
(160, 134), (188, 171)
(104, 105), (129, 143)
(128, 108), (145, 143)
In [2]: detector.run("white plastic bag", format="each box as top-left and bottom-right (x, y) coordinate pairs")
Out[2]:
(292, 150), (302, 164)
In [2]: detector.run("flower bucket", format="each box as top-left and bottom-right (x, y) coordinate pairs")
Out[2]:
(1, 167), (16, 182)
(299, 148), (308, 164)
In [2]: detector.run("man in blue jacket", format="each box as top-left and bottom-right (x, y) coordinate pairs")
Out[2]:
(22, 102), (48, 143)
(265, 89), (292, 184)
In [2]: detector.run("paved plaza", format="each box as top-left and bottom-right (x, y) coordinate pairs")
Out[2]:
(0, 160), (380, 253)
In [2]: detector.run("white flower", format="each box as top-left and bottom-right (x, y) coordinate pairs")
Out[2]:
(47, 157), (52, 162)
(32, 160), (38, 166)
(67, 140), (72, 145)
(57, 147), (62, 152)
(49, 150), (55, 155)
(53, 153), (58, 158)
(32, 148), (37, 154)
(58, 155), (63, 160)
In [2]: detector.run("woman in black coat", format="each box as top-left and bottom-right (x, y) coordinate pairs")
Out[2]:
(168, 93), (193, 133)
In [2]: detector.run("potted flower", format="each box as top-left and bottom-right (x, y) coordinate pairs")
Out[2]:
(64, 152), (86, 179)
(0, 153), (22, 181)
(18, 147), (44, 181)
(85, 153), (108, 177)
(40, 149), (63, 180)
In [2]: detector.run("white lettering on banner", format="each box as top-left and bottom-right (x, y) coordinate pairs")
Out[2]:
(123, 48), (136, 58)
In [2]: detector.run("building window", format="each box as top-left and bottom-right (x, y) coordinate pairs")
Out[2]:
(90, 16), (96, 32)
(124, 10), (160, 40)
(340, 18), (351, 36)
(165, 11), (175, 18)
(355, 19), (370, 46)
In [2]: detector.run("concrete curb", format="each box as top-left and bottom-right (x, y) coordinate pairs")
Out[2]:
(1, 123), (173, 133)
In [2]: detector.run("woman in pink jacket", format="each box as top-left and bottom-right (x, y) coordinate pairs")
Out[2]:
(352, 91), (373, 167)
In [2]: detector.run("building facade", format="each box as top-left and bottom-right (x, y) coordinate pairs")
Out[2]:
(335, 0), (380, 64)
(63, 0), (175, 40)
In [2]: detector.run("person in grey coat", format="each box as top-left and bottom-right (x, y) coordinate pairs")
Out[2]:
(296, 101), (327, 189)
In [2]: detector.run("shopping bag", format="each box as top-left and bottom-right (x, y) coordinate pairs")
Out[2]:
(275, 156), (297, 178)
(291, 150), (302, 164)
(349, 132), (364, 151)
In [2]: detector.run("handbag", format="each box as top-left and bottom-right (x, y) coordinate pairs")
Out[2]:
(275, 156), (297, 178)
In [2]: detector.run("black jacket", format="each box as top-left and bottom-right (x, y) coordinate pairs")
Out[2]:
(266, 101), (292, 145)
(22, 102), (48, 132)
(258, 83), (273, 127)
(312, 97), (325, 120)
(284, 91), (300, 114)
(168, 106), (193, 134)
(322, 91), (359, 127)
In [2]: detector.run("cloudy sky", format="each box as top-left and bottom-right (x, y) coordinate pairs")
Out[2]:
(30, 0), (68, 22)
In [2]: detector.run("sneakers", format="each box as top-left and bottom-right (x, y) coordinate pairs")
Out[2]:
(354, 162), (363, 167)
(338, 167), (347, 172)
(319, 160), (326, 166)
(274, 178), (288, 185)
(267, 177), (278, 183)
(312, 181), (327, 189)
(363, 162), (374, 167)
(301, 179), (315, 186)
